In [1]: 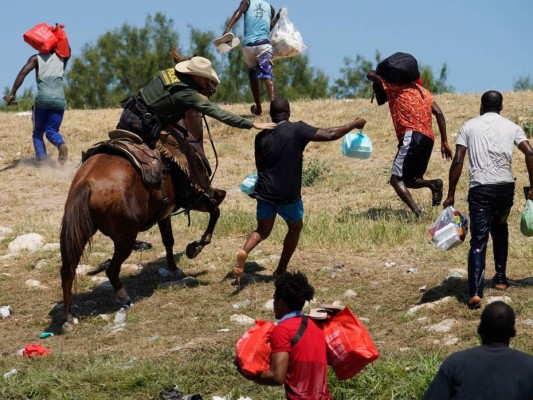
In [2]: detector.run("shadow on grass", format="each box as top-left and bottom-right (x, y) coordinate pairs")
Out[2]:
(421, 276), (533, 307)
(225, 261), (276, 296)
(421, 277), (470, 305)
(46, 251), (209, 333)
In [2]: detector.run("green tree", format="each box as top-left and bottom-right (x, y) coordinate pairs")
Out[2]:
(513, 75), (533, 91)
(419, 63), (454, 94)
(65, 13), (179, 109)
(331, 51), (381, 99)
(274, 55), (329, 99)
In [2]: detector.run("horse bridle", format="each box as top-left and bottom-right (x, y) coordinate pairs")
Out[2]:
(170, 114), (219, 225)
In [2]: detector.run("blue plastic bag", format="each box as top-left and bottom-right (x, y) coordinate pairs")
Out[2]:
(341, 132), (372, 159)
(240, 173), (258, 195)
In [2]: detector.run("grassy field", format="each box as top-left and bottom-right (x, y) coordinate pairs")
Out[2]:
(0, 92), (532, 399)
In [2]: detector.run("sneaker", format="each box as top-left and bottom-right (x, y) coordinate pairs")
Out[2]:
(58, 144), (68, 165)
(431, 179), (443, 206)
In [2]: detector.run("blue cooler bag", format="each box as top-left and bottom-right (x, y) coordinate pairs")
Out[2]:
(240, 173), (258, 195)
(342, 132), (372, 159)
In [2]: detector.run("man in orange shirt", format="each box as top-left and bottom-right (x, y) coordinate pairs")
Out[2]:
(367, 70), (452, 217)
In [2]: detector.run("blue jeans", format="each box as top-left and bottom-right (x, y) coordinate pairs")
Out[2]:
(32, 106), (66, 160)
(467, 183), (514, 297)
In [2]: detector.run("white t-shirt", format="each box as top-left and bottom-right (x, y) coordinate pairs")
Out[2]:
(457, 112), (528, 188)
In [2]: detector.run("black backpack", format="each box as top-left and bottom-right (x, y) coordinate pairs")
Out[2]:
(373, 52), (421, 105)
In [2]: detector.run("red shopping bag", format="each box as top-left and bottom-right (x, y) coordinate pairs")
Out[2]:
(53, 24), (70, 58)
(235, 320), (275, 376)
(321, 307), (379, 380)
(23, 23), (58, 54)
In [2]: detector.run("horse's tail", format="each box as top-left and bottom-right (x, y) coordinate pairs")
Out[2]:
(60, 183), (94, 274)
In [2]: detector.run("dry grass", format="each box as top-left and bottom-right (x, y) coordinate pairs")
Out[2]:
(0, 92), (532, 398)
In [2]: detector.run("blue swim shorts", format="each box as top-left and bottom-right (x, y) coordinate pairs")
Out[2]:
(257, 199), (304, 223)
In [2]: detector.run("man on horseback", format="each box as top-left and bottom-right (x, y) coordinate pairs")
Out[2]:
(117, 56), (275, 205)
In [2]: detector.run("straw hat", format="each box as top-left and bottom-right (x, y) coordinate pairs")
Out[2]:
(175, 56), (220, 84)
(213, 32), (241, 54)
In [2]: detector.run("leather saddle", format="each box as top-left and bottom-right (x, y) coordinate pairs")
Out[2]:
(82, 129), (163, 185)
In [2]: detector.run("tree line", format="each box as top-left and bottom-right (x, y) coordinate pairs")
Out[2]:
(6, 13), (529, 111)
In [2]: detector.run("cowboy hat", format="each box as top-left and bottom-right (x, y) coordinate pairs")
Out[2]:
(213, 32), (241, 54)
(175, 56), (220, 84)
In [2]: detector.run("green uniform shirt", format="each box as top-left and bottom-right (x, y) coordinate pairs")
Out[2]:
(140, 68), (253, 129)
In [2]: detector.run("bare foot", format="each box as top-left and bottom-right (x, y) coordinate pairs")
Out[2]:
(233, 250), (248, 280)
(495, 283), (508, 291)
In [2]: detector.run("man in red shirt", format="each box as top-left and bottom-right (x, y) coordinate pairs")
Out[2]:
(367, 70), (453, 217)
(237, 271), (332, 399)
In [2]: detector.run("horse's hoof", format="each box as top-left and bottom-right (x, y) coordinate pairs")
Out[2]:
(185, 241), (203, 259)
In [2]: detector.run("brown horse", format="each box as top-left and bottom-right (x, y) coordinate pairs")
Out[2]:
(60, 140), (223, 322)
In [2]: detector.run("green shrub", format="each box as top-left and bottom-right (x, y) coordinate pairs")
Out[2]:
(302, 157), (330, 187)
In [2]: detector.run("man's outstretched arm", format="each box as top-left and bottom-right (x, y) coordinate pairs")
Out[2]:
(312, 118), (367, 142)
(224, 0), (249, 34)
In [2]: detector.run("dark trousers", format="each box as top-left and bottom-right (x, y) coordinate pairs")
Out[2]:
(467, 183), (514, 297)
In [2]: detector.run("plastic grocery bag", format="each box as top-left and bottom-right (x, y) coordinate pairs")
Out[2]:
(429, 206), (469, 251)
(270, 8), (306, 59)
(23, 23), (58, 54)
(240, 173), (258, 196)
(520, 200), (533, 237)
(235, 320), (275, 376)
(341, 132), (372, 159)
(53, 24), (70, 58)
(318, 307), (379, 381)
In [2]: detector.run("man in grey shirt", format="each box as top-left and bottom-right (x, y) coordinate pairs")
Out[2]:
(443, 91), (533, 309)
(422, 301), (533, 399)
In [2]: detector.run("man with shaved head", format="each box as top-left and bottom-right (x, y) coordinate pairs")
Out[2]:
(443, 90), (533, 309)
(233, 98), (366, 280)
(422, 301), (533, 399)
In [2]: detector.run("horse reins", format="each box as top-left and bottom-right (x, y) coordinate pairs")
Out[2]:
(170, 114), (219, 225)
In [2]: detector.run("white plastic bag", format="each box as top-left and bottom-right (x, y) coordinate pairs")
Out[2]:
(429, 206), (469, 251)
(270, 8), (306, 59)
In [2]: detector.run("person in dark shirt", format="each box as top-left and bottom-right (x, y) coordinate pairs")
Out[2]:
(237, 271), (332, 400)
(422, 301), (533, 400)
(233, 98), (366, 280)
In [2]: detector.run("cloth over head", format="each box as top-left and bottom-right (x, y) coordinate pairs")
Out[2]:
(213, 32), (241, 54)
(175, 57), (220, 84)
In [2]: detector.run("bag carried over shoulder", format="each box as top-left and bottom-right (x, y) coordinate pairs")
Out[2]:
(235, 319), (275, 376)
(24, 23), (58, 54)
(312, 306), (379, 381)
(271, 8), (306, 59)
(376, 52), (420, 84)
(373, 52), (420, 106)
(520, 199), (533, 237)
(23, 23), (70, 57)
(429, 206), (469, 251)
